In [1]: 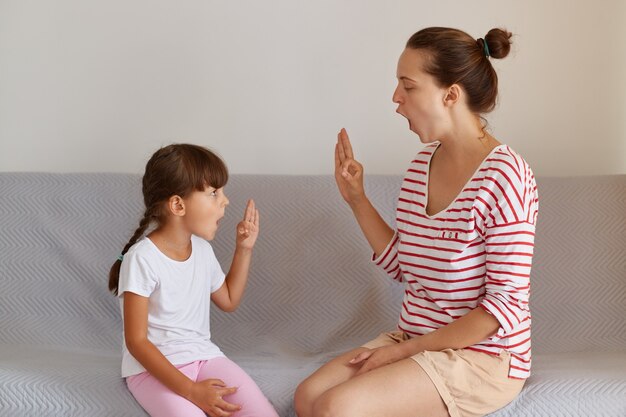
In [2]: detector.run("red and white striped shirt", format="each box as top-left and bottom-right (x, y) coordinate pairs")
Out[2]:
(373, 142), (539, 379)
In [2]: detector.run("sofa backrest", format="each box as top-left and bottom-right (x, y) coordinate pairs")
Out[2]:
(1, 173), (624, 355)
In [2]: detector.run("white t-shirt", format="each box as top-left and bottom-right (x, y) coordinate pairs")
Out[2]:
(118, 235), (226, 377)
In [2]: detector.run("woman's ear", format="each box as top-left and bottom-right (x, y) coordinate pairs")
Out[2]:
(443, 84), (462, 107)
(167, 195), (186, 217)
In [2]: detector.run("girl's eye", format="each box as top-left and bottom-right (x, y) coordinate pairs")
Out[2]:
(209, 190), (218, 197)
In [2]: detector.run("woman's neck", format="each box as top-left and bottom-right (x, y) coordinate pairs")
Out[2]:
(437, 114), (500, 160)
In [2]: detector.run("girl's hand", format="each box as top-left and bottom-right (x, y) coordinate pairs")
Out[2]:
(334, 128), (366, 206)
(188, 379), (241, 417)
(348, 344), (408, 376)
(235, 199), (259, 250)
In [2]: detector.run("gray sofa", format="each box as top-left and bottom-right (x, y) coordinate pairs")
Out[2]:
(1, 172), (625, 417)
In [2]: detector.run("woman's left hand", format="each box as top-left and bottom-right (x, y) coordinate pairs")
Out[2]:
(235, 199), (259, 250)
(349, 344), (409, 376)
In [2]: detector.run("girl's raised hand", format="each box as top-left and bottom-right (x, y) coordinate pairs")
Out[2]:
(235, 199), (259, 250)
(334, 128), (366, 205)
(188, 379), (241, 417)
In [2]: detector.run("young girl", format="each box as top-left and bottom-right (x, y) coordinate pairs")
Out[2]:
(295, 27), (538, 417)
(109, 144), (279, 417)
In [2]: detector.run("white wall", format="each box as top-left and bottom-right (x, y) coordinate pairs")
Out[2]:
(1, 0), (625, 176)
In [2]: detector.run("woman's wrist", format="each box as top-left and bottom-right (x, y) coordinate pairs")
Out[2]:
(348, 193), (370, 211)
(400, 336), (424, 358)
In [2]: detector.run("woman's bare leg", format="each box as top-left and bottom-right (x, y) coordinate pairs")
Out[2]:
(294, 347), (369, 417)
(312, 358), (449, 417)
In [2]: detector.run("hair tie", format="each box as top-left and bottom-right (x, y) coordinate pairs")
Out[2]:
(478, 38), (490, 57)
(117, 254), (124, 262)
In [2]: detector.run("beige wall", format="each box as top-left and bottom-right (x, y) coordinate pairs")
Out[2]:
(1, 0), (624, 176)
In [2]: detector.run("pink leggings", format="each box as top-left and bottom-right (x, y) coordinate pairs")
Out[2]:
(126, 357), (278, 417)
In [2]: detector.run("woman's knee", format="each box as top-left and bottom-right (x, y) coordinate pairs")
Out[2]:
(294, 379), (315, 417)
(310, 389), (357, 417)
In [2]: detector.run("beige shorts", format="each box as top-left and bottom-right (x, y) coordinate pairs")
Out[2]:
(362, 331), (525, 417)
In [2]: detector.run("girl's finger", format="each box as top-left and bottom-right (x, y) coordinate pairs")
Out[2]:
(211, 406), (233, 417)
(254, 209), (259, 227)
(244, 199), (253, 222)
(217, 397), (241, 412)
(208, 379), (226, 387)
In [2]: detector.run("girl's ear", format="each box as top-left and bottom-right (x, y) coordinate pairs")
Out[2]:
(443, 84), (462, 107)
(167, 195), (185, 217)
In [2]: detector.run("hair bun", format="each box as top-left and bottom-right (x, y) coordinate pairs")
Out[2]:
(484, 28), (512, 59)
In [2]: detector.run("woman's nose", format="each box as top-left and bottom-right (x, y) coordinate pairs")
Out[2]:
(392, 85), (402, 104)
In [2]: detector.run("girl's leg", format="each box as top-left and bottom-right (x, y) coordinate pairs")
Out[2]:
(294, 347), (370, 417)
(312, 358), (449, 417)
(126, 362), (206, 417)
(198, 356), (279, 417)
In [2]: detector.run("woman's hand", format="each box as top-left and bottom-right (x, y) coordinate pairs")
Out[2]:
(188, 379), (241, 417)
(235, 199), (259, 250)
(334, 128), (366, 206)
(349, 344), (409, 376)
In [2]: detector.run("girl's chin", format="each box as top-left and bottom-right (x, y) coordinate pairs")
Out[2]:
(197, 228), (217, 241)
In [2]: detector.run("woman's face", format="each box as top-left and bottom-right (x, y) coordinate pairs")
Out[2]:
(392, 48), (450, 143)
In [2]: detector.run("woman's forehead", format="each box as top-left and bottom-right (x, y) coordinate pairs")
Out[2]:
(397, 48), (430, 78)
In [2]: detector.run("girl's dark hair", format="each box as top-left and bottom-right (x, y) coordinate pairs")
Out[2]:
(406, 27), (512, 113)
(108, 144), (228, 295)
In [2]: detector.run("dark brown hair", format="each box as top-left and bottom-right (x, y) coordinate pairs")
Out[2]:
(406, 27), (512, 113)
(108, 144), (228, 294)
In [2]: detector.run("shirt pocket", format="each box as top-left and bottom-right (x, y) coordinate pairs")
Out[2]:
(432, 228), (481, 252)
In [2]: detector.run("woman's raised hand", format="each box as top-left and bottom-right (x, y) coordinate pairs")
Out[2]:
(334, 128), (365, 205)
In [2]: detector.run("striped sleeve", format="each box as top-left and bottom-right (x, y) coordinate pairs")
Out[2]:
(480, 220), (534, 339)
(477, 151), (538, 340)
(371, 232), (404, 283)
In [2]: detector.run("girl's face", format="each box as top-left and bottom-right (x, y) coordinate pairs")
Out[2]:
(182, 186), (229, 241)
(392, 48), (450, 143)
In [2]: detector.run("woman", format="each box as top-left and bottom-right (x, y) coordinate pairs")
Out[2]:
(295, 27), (538, 417)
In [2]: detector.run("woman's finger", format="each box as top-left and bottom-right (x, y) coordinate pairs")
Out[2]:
(339, 128), (355, 160)
(349, 350), (372, 364)
(334, 143), (342, 171)
(356, 361), (372, 376)
(341, 159), (361, 181)
(336, 132), (347, 163)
